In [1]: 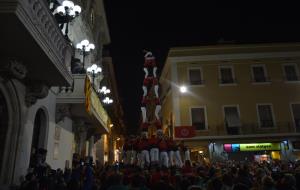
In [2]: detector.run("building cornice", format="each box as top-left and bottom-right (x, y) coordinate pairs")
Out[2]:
(174, 132), (300, 141)
(169, 51), (300, 63)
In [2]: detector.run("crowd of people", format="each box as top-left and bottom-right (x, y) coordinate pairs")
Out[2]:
(19, 150), (300, 190)
(19, 131), (300, 190)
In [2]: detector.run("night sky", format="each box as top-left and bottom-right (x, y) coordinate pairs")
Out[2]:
(103, 1), (300, 134)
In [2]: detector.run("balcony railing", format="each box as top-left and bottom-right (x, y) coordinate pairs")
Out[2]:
(189, 80), (205, 85)
(219, 78), (238, 84)
(251, 76), (272, 83)
(283, 75), (300, 82)
(0, 0), (73, 85)
(57, 75), (109, 133)
(194, 122), (296, 137)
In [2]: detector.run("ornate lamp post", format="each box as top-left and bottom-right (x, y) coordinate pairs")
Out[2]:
(55, 0), (81, 39)
(98, 86), (111, 95)
(87, 64), (102, 88)
(103, 97), (113, 104)
(98, 86), (112, 104)
(76, 40), (95, 72)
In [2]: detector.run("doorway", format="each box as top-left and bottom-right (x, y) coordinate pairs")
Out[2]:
(0, 91), (8, 174)
(30, 108), (48, 166)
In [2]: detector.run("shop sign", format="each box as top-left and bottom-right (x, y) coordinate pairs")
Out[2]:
(224, 143), (281, 152)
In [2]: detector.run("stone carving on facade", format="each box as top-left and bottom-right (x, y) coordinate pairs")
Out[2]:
(0, 59), (27, 80)
(25, 82), (49, 107)
(55, 104), (71, 123)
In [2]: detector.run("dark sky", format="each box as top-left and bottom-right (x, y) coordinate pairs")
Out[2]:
(103, 1), (300, 133)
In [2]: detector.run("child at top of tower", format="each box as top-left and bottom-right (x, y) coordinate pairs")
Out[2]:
(143, 50), (158, 79)
(144, 51), (156, 67)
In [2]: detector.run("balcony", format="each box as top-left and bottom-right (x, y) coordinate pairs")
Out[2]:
(0, 0), (72, 86)
(185, 122), (299, 140)
(56, 74), (109, 134)
(219, 78), (238, 85)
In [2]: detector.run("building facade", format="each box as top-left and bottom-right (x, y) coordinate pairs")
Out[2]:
(160, 43), (300, 163)
(0, 0), (118, 188)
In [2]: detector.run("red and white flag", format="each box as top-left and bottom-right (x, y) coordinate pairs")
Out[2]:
(174, 126), (196, 138)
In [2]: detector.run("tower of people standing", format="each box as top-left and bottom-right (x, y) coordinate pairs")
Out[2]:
(140, 51), (162, 136)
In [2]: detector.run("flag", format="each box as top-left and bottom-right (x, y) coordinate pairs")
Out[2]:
(174, 126), (196, 138)
(84, 76), (91, 113)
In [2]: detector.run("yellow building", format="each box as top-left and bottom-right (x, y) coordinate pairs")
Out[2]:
(160, 43), (300, 162)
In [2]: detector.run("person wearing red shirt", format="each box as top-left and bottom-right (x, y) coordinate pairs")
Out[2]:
(138, 132), (150, 168)
(148, 134), (159, 165)
(181, 160), (193, 176)
(157, 132), (169, 168)
(173, 140), (183, 168)
(167, 137), (175, 167)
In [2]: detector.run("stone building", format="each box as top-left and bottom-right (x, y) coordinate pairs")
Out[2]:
(0, 0), (122, 188)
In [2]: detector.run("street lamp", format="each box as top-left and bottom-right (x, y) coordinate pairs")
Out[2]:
(76, 40), (95, 72)
(179, 85), (187, 93)
(103, 97), (113, 104)
(98, 86), (111, 95)
(87, 64), (102, 87)
(55, 0), (81, 39)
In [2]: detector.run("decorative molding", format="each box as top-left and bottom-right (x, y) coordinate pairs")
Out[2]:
(0, 59), (27, 80)
(25, 82), (49, 107)
(55, 104), (71, 123)
(0, 0), (73, 85)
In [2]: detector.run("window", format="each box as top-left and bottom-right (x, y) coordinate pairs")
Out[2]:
(219, 66), (235, 84)
(224, 106), (241, 127)
(191, 107), (207, 130)
(224, 106), (241, 135)
(283, 64), (299, 81)
(291, 103), (300, 132)
(188, 68), (203, 85)
(257, 104), (275, 128)
(251, 65), (268, 82)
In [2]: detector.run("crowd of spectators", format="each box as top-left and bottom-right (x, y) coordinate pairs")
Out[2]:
(19, 148), (300, 190)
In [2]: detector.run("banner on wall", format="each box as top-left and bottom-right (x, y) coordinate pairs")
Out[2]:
(224, 143), (281, 152)
(84, 76), (92, 113)
(174, 126), (196, 138)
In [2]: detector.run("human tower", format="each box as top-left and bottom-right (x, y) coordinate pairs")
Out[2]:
(122, 51), (190, 168)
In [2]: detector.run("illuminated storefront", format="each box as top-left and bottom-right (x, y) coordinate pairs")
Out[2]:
(223, 143), (283, 162)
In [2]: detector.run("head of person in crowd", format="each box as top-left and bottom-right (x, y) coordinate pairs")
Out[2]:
(207, 177), (223, 190)
(232, 183), (249, 190)
(279, 173), (296, 190)
(262, 175), (275, 190)
(157, 129), (163, 139)
(222, 172), (233, 189)
(141, 131), (147, 139)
